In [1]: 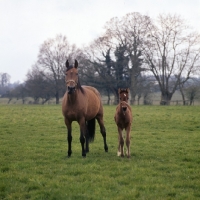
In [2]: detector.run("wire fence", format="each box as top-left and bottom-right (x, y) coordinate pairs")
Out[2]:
(1, 97), (200, 106)
(101, 99), (200, 106)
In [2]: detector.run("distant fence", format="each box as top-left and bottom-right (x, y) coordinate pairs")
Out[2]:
(0, 97), (200, 105)
(101, 99), (199, 106)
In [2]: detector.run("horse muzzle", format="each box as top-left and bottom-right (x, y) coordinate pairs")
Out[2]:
(122, 106), (127, 112)
(66, 80), (77, 94)
(67, 86), (76, 94)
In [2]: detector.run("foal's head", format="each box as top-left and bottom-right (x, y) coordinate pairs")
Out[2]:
(118, 88), (129, 102)
(120, 101), (128, 115)
(65, 60), (79, 94)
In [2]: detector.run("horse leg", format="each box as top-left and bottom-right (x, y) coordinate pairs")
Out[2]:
(85, 121), (89, 153)
(79, 119), (87, 157)
(118, 127), (124, 157)
(96, 116), (108, 152)
(65, 118), (72, 158)
(125, 126), (131, 158)
(117, 133), (121, 156)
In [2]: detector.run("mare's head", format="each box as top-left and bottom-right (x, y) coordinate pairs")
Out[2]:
(118, 88), (129, 102)
(65, 60), (82, 94)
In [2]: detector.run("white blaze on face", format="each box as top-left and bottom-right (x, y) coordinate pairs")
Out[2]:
(124, 94), (126, 97)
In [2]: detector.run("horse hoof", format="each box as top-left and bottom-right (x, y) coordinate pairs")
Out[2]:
(82, 153), (86, 157)
(68, 151), (72, 157)
(67, 154), (71, 158)
(105, 146), (108, 152)
(86, 149), (89, 153)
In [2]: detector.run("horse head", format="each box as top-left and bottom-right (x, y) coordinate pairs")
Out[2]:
(118, 88), (129, 102)
(65, 60), (79, 94)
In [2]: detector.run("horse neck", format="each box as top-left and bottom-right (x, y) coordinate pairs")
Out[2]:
(119, 102), (130, 115)
(67, 90), (79, 104)
(120, 99), (128, 103)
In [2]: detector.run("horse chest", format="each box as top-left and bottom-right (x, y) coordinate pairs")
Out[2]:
(65, 107), (84, 119)
(117, 117), (130, 126)
(115, 111), (132, 128)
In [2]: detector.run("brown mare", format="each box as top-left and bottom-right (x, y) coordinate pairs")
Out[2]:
(114, 88), (132, 158)
(62, 60), (108, 157)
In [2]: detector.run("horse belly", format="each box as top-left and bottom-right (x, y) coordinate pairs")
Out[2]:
(115, 112), (132, 129)
(85, 103), (99, 121)
(84, 88), (101, 120)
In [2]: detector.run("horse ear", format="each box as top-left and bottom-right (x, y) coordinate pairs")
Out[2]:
(126, 88), (130, 93)
(118, 88), (121, 94)
(74, 60), (78, 68)
(66, 60), (69, 69)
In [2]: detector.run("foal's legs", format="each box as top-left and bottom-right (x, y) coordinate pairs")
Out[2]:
(96, 115), (108, 152)
(117, 127), (124, 157)
(125, 126), (131, 158)
(65, 118), (72, 157)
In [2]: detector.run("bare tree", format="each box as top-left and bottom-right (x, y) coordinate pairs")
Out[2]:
(8, 84), (27, 104)
(84, 37), (118, 103)
(143, 14), (200, 105)
(0, 73), (11, 87)
(25, 65), (56, 104)
(181, 78), (200, 105)
(35, 34), (79, 104)
(103, 13), (153, 104)
(85, 13), (153, 104)
(0, 73), (11, 97)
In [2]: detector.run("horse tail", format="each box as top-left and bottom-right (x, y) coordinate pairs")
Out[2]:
(87, 118), (96, 142)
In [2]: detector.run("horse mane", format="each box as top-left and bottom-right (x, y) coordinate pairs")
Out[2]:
(66, 66), (84, 94)
(77, 79), (84, 94)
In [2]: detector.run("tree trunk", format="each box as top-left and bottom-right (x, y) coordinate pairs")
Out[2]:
(55, 91), (59, 104)
(7, 98), (12, 104)
(178, 83), (186, 105)
(113, 88), (119, 105)
(130, 73), (137, 105)
(179, 88), (186, 105)
(106, 90), (111, 105)
(189, 97), (194, 105)
(137, 95), (141, 105)
(22, 99), (25, 104)
(160, 92), (172, 105)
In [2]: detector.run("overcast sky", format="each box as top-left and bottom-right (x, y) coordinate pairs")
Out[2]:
(1, 0), (200, 83)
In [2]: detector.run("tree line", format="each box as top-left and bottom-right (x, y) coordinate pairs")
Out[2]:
(1, 12), (200, 105)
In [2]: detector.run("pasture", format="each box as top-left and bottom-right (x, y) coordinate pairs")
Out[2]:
(0, 105), (200, 199)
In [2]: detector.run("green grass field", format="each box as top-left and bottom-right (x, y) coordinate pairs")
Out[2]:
(0, 105), (200, 199)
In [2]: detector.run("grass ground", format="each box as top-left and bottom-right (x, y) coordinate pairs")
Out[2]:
(0, 105), (200, 199)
